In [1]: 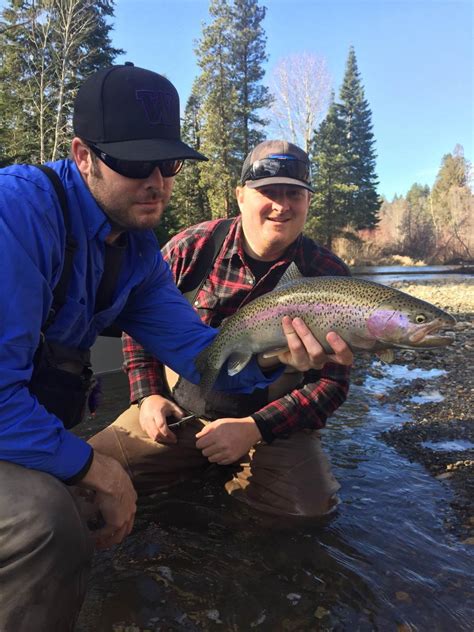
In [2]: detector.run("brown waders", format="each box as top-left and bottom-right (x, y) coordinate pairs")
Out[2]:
(89, 367), (340, 519)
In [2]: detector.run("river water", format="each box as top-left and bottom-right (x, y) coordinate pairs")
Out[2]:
(351, 264), (473, 284)
(77, 360), (474, 631)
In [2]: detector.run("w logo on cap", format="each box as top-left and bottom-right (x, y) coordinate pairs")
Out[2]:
(136, 90), (175, 126)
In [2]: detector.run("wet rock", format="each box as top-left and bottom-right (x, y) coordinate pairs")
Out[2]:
(206, 610), (222, 623)
(314, 606), (330, 619)
(436, 472), (454, 480)
(395, 591), (412, 602)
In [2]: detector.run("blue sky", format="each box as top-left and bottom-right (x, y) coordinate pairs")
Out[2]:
(110, 0), (473, 200)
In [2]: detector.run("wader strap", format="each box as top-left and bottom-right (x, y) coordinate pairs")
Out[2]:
(36, 165), (124, 338)
(36, 165), (77, 332)
(95, 241), (127, 338)
(181, 218), (233, 306)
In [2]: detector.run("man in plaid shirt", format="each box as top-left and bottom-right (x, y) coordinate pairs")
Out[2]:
(91, 140), (353, 519)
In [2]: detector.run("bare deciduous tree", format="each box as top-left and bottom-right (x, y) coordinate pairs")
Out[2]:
(267, 52), (332, 152)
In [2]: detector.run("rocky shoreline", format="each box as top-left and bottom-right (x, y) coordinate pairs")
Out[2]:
(352, 279), (474, 542)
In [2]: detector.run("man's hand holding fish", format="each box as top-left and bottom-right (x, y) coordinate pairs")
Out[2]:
(269, 316), (354, 372)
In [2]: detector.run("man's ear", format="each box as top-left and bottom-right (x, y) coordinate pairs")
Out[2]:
(235, 185), (245, 209)
(71, 137), (93, 178)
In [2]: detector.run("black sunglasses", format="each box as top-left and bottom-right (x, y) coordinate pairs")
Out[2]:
(88, 144), (184, 179)
(242, 154), (311, 185)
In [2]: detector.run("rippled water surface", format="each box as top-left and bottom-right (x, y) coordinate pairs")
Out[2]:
(77, 366), (474, 631)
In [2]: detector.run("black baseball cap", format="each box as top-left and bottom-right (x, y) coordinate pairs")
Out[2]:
(241, 140), (314, 192)
(73, 63), (207, 162)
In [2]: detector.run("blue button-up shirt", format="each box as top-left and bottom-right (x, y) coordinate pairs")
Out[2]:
(0, 160), (279, 480)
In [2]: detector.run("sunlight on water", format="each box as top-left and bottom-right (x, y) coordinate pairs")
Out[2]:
(364, 362), (446, 394)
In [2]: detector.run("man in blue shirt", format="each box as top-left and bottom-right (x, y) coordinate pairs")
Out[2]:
(0, 64), (351, 630)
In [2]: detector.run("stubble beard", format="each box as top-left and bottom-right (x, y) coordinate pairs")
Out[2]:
(88, 163), (165, 232)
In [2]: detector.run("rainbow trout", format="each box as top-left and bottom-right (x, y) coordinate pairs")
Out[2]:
(196, 263), (456, 392)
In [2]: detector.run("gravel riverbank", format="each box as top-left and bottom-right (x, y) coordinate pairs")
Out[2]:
(353, 278), (474, 542)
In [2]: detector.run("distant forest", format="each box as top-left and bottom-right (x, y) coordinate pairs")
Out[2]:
(1, 0), (472, 263)
(339, 146), (473, 265)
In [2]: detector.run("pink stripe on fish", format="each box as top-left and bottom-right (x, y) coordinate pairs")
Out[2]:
(232, 303), (346, 332)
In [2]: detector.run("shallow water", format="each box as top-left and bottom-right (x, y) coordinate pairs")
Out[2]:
(421, 439), (474, 452)
(77, 365), (474, 631)
(352, 264), (473, 284)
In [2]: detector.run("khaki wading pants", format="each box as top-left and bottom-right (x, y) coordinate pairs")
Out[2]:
(89, 405), (340, 519)
(0, 461), (93, 632)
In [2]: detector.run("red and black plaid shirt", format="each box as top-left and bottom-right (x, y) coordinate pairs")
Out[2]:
(122, 216), (351, 441)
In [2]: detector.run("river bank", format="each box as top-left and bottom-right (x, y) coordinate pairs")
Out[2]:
(354, 278), (474, 542)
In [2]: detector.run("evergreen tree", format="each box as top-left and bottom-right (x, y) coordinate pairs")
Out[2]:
(229, 0), (271, 157)
(0, 0), (123, 165)
(195, 0), (238, 218)
(306, 99), (354, 249)
(338, 47), (380, 229)
(195, 0), (270, 218)
(164, 82), (211, 240)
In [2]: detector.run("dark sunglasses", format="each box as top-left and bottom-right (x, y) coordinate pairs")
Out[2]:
(88, 144), (184, 179)
(242, 154), (311, 185)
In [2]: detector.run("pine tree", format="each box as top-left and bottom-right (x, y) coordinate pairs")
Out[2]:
(229, 0), (271, 157)
(306, 99), (354, 249)
(338, 47), (380, 229)
(195, 0), (270, 218)
(163, 82), (211, 241)
(0, 0), (123, 165)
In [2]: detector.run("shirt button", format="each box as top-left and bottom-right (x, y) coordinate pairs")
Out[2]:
(249, 279), (254, 285)
(194, 300), (199, 306)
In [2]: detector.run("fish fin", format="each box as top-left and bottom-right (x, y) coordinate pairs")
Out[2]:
(274, 262), (304, 289)
(376, 349), (395, 363)
(227, 352), (253, 376)
(348, 333), (376, 350)
(261, 346), (290, 359)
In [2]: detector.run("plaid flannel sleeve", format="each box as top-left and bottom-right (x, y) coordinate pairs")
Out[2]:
(122, 332), (166, 404)
(251, 363), (351, 443)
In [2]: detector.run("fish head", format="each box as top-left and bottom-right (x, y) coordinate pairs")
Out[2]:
(366, 293), (456, 349)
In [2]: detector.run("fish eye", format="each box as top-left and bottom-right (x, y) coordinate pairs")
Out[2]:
(415, 313), (426, 324)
